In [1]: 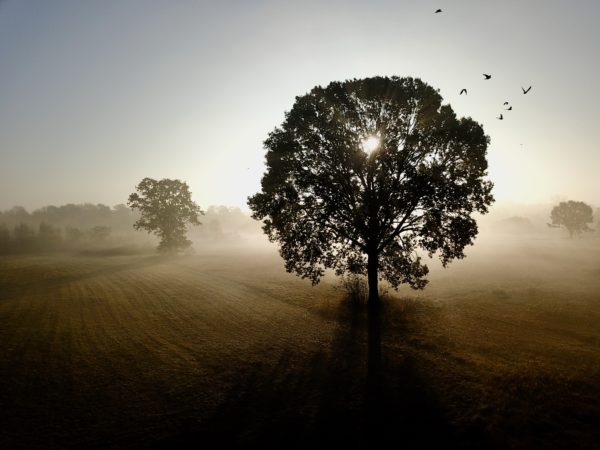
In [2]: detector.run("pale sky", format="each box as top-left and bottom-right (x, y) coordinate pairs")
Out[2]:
(1, 0), (599, 211)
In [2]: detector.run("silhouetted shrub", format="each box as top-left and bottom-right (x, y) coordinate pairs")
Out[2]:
(339, 274), (368, 304)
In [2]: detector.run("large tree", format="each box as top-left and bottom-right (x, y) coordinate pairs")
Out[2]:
(550, 200), (594, 238)
(248, 76), (494, 404)
(248, 76), (493, 304)
(128, 178), (204, 252)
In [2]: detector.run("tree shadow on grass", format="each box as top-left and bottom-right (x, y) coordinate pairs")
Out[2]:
(1, 254), (171, 294)
(146, 297), (494, 450)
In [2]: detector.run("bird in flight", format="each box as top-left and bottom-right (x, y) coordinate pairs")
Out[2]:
(506, 106), (513, 111)
(497, 114), (503, 120)
(483, 74), (492, 80)
(522, 86), (532, 94)
(435, 9), (442, 13)
(460, 89), (467, 95)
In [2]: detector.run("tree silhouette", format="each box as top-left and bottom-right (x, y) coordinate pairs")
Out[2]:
(248, 76), (494, 398)
(249, 76), (493, 304)
(128, 178), (204, 252)
(550, 201), (594, 238)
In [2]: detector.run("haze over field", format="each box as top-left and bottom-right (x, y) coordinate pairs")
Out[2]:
(0, 239), (599, 449)
(1, 0), (599, 210)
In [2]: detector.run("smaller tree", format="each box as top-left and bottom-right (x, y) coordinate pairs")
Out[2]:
(550, 200), (594, 238)
(128, 178), (204, 252)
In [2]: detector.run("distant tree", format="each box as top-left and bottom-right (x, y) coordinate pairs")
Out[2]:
(32, 206), (60, 225)
(549, 201), (594, 238)
(127, 178), (204, 252)
(13, 223), (35, 248)
(248, 76), (494, 398)
(38, 222), (62, 249)
(207, 218), (224, 240)
(188, 205), (262, 243)
(112, 203), (138, 232)
(6, 206), (29, 223)
(89, 226), (111, 243)
(0, 223), (10, 252)
(0, 207), (30, 230)
(65, 226), (85, 243)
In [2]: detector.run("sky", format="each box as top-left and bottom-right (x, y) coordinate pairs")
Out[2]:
(0, 0), (599, 212)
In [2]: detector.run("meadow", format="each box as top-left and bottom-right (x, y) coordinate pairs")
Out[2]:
(0, 236), (598, 449)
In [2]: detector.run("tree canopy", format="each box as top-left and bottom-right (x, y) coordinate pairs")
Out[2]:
(550, 200), (594, 238)
(128, 178), (203, 252)
(248, 76), (494, 303)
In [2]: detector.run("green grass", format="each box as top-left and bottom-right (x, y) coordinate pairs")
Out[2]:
(0, 239), (598, 449)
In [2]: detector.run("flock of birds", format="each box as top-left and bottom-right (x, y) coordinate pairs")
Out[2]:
(435, 8), (533, 121)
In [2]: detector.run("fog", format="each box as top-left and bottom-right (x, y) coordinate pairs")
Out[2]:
(3, 197), (596, 323)
(1, 199), (597, 267)
(0, 202), (265, 254)
(1, 198), (598, 449)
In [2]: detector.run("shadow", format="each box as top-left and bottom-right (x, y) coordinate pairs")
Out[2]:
(144, 296), (494, 450)
(0, 254), (172, 302)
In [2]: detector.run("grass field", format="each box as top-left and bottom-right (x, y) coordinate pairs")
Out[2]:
(0, 237), (599, 449)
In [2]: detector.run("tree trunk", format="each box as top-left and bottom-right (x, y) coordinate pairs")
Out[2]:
(367, 251), (379, 305)
(366, 250), (382, 412)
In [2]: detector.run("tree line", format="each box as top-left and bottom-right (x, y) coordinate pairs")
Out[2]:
(0, 203), (136, 253)
(0, 201), (260, 254)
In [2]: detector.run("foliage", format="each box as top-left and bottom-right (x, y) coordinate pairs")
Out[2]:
(13, 223), (35, 245)
(65, 226), (85, 242)
(0, 202), (255, 253)
(248, 76), (494, 301)
(37, 222), (63, 249)
(339, 274), (369, 304)
(550, 201), (594, 238)
(0, 204), (142, 254)
(128, 178), (204, 252)
(0, 203), (138, 232)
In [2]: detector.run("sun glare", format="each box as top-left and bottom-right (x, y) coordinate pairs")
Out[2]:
(361, 135), (380, 154)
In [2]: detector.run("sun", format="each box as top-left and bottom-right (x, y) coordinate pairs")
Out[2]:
(361, 135), (380, 154)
